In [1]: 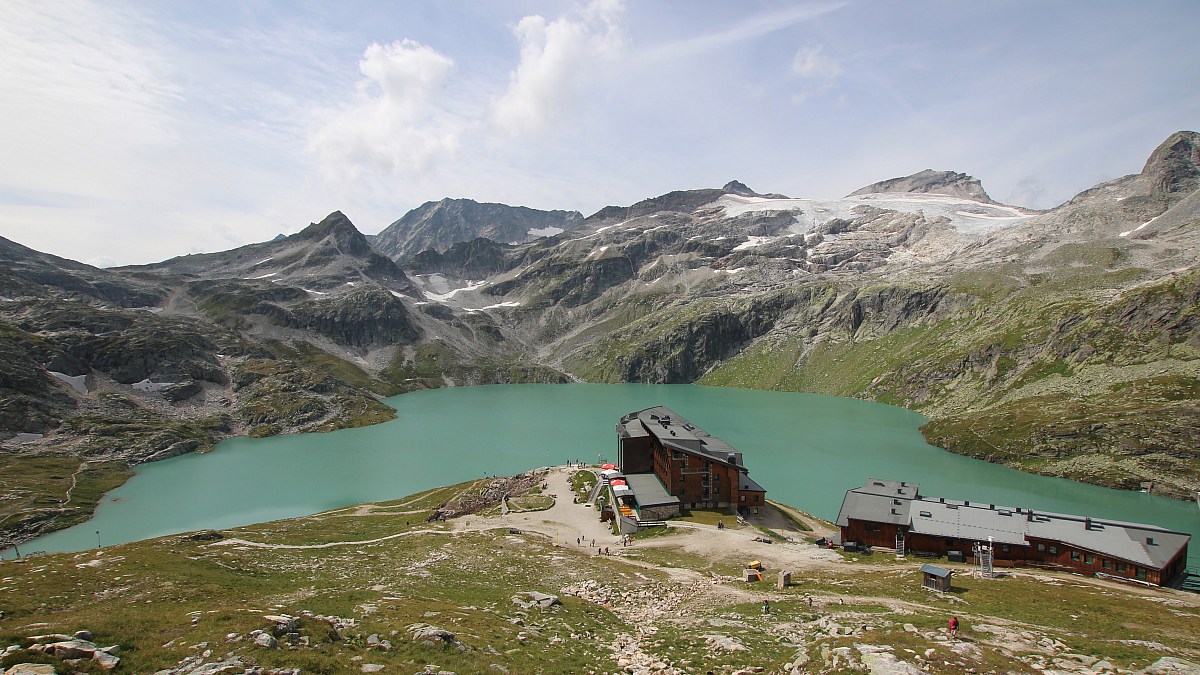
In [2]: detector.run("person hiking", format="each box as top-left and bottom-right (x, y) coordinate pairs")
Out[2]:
(949, 616), (959, 639)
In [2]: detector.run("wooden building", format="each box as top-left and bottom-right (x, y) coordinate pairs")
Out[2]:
(836, 479), (1191, 587)
(616, 406), (766, 516)
(920, 564), (953, 592)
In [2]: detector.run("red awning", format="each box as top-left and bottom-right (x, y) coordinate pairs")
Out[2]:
(601, 463), (616, 469)
(610, 479), (627, 486)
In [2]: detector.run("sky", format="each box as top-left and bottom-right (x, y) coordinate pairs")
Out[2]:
(1, 1), (1197, 267)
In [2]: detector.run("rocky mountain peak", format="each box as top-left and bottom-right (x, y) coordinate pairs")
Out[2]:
(848, 169), (994, 203)
(722, 180), (759, 197)
(1140, 130), (1200, 195)
(295, 211), (372, 257)
(372, 199), (584, 259)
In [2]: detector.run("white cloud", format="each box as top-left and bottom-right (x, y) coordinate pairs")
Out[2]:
(792, 45), (843, 80)
(489, 0), (626, 136)
(643, 2), (846, 62)
(0, 0), (180, 200)
(790, 44), (843, 104)
(309, 40), (463, 181)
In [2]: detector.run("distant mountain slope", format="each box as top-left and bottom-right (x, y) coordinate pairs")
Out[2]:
(585, 180), (786, 223)
(4, 130), (1200, 549)
(372, 198), (584, 260)
(848, 168), (997, 203)
(128, 211), (414, 294)
(0, 235), (165, 307)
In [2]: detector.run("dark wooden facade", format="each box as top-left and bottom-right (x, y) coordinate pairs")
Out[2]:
(617, 407), (766, 515)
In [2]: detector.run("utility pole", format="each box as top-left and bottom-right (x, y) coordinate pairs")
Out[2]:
(96, 530), (101, 548)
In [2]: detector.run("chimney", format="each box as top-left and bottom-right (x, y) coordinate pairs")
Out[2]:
(1085, 517), (1092, 530)
(1146, 537), (1156, 546)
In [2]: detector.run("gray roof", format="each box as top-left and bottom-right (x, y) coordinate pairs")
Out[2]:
(1024, 511), (1189, 570)
(838, 479), (1191, 569)
(835, 479), (918, 527)
(623, 472), (681, 507)
(920, 564), (952, 578)
(910, 499), (1029, 546)
(617, 417), (649, 439)
(740, 473), (767, 493)
(632, 406), (743, 468)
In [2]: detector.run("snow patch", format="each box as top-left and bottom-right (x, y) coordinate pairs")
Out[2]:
(1120, 214), (1160, 238)
(389, 290), (409, 299)
(11, 433), (43, 443)
(252, 272), (278, 279)
(254, 257), (274, 266)
(464, 301), (522, 312)
(133, 379), (175, 392)
(732, 236), (775, 251)
(413, 274), (488, 303)
(718, 267), (746, 275)
(302, 288), (327, 296)
(50, 371), (89, 395)
(528, 226), (564, 238)
(716, 192), (1033, 236)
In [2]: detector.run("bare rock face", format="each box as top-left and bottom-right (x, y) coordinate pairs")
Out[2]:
(1141, 130), (1200, 196)
(374, 198), (584, 259)
(848, 169), (994, 203)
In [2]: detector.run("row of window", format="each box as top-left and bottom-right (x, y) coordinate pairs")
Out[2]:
(1038, 543), (1147, 579)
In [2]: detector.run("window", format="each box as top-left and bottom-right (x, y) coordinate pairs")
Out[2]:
(1136, 567), (1147, 580)
(1048, 546), (1058, 555)
(865, 523), (879, 532)
(1084, 554), (1095, 565)
(740, 495), (746, 502)
(1102, 559), (1112, 570)
(1070, 551), (1081, 562)
(1001, 545), (1010, 553)
(919, 511), (932, 518)
(1036, 543), (1046, 552)
(1116, 562), (1126, 574)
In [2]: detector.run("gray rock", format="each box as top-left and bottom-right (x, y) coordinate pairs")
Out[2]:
(253, 633), (279, 649)
(92, 650), (121, 671)
(407, 623), (468, 651)
(4, 665), (57, 675)
(72, 630), (93, 641)
(185, 657), (247, 675)
(262, 614), (298, 636)
(42, 639), (101, 659)
(511, 591), (560, 609)
(1141, 657), (1200, 674)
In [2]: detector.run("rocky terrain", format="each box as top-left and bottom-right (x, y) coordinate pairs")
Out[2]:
(0, 468), (1197, 674)
(2, 131), (1199, 548)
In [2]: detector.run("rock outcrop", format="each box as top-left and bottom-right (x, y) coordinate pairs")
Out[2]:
(849, 168), (995, 203)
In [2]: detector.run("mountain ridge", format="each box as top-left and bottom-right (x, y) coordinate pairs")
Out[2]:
(2, 130), (1199, 549)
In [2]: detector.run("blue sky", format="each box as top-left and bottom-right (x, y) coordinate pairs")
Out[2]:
(0, 0), (1196, 266)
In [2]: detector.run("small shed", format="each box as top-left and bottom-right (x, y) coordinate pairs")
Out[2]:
(920, 563), (953, 593)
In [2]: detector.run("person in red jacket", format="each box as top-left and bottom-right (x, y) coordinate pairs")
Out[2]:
(949, 616), (960, 639)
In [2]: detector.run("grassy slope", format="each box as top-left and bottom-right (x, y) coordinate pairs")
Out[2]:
(1, 479), (1197, 674)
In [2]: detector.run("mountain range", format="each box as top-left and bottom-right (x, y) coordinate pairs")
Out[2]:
(2, 130), (1198, 547)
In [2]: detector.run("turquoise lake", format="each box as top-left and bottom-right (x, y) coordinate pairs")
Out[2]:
(8, 384), (1199, 566)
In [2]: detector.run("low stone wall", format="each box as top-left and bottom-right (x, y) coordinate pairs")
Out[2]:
(639, 503), (681, 521)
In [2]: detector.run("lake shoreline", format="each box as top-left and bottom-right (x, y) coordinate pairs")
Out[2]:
(5, 384), (1198, 562)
